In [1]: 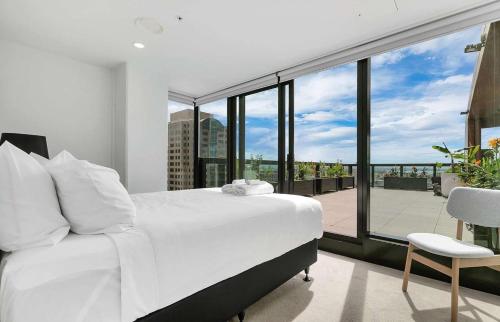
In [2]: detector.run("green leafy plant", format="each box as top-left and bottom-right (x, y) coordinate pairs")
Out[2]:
(296, 162), (316, 180)
(326, 162), (346, 178)
(467, 138), (500, 189)
(433, 142), (479, 176)
(433, 140), (499, 189)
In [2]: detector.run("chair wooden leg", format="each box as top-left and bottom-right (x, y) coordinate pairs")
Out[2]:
(402, 243), (415, 292)
(451, 258), (460, 322)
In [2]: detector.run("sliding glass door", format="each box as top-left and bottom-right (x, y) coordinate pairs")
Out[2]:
(369, 25), (484, 242)
(229, 82), (293, 192)
(237, 87), (279, 183)
(294, 63), (358, 237)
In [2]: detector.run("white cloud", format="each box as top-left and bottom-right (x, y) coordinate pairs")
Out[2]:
(247, 127), (272, 136)
(299, 104), (356, 123)
(372, 49), (406, 68)
(310, 127), (357, 140)
(244, 88), (278, 118)
(201, 99), (227, 120)
(370, 74), (473, 163)
(295, 64), (357, 114)
(406, 26), (481, 73)
(168, 100), (192, 114)
(295, 143), (357, 163)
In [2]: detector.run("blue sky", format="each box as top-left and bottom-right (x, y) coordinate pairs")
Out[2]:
(170, 24), (500, 164)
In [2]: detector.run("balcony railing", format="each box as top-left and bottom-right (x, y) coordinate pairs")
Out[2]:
(198, 158), (452, 191)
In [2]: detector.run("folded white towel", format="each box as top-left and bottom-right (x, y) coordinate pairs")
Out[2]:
(232, 181), (274, 196)
(222, 184), (235, 194)
(245, 179), (266, 185)
(222, 180), (248, 194)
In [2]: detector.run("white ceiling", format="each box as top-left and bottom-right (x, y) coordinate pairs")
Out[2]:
(0, 0), (495, 97)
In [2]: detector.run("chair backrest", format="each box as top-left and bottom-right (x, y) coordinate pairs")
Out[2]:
(447, 187), (500, 228)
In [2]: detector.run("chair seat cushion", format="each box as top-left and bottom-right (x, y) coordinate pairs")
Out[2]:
(407, 233), (494, 258)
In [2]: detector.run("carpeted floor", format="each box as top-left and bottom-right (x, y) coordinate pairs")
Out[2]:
(230, 251), (500, 322)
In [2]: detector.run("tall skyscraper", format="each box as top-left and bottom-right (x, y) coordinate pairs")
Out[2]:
(168, 109), (226, 190)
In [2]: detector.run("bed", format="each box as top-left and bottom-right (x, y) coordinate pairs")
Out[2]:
(0, 188), (323, 322)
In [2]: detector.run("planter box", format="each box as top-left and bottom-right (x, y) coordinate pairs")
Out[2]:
(292, 179), (315, 196)
(339, 176), (355, 190)
(315, 177), (338, 194)
(383, 176), (427, 191)
(441, 173), (464, 197)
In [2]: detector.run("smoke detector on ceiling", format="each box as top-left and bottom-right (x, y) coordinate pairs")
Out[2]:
(135, 17), (164, 34)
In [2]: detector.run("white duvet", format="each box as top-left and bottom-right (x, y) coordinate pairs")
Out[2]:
(0, 188), (323, 322)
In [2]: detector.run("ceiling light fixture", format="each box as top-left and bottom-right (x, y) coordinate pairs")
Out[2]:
(133, 42), (145, 49)
(135, 17), (164, 34)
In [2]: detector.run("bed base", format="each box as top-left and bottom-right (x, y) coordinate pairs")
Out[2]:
(136, 239), (318, 322)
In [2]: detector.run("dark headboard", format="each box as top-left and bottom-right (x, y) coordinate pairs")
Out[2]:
(0, 133), (49, 158)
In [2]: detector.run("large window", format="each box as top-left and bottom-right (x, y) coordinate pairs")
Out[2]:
(167, 100), (194, 190)
(239, 88), (279, 183)
(370, 25), (487, 241)
(189, 21), (500, 252)
(295, 63), (358, 236)
(199, 99), (227, 187)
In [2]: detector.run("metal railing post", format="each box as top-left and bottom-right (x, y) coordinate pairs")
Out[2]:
(371, 165), (375, 187)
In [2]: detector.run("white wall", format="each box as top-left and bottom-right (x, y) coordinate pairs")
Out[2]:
(0, 39), (113, 166)
(120, 63), (169, 194)
(112, 63), (128, 186)
(0, 40), (169, 193)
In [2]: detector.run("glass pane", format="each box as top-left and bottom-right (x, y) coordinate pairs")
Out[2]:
(199, 99), (227, 187)
(240, 88), (278, 185)
(295, 62), (358, 237)
(369, 25), (490, 243)
(167, 101), (194, 190)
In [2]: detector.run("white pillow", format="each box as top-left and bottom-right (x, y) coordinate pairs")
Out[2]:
(31, 150), (76, 167)
(30, 152), (50, 166)
(0, 142), (70, 252)
(47, 159), (136, 234)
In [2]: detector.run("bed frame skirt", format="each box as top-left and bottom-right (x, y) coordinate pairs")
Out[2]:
(137, 239), (318, 322)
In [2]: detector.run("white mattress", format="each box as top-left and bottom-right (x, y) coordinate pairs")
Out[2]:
(0, 188), (323, 322)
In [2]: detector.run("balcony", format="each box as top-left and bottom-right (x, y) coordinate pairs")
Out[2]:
(199, 159), (472, 242)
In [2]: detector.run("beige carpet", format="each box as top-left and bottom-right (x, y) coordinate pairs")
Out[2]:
(230, 251), (500, 322)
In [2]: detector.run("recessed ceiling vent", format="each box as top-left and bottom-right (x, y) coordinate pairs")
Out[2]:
(135, 17), (164, 34)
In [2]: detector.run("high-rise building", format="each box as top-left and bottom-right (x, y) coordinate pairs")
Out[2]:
(200, 117), (227, 187)
(168, 109), (226, 190)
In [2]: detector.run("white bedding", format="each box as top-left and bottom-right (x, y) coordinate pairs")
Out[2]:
(0, 188), (323, 322)
(0, 234), (121, 322)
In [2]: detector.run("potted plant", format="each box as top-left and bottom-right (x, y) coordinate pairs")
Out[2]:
(383, 166), (428, 191)
(466, 139), (500, 189)
(466, 138), (500, 253)
(328, 161), (355, 190)
(293, 162), (316, 196)
(432, 143), (478, 197)
(316, 162), (339, 194)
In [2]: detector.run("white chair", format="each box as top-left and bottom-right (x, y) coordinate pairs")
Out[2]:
(402, 187), (500, 322)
